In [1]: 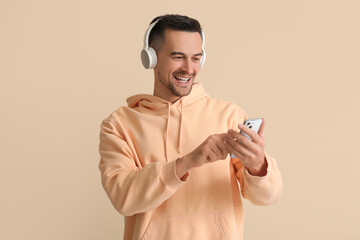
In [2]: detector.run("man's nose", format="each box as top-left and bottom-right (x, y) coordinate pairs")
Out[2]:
(180, 58), (194, 74)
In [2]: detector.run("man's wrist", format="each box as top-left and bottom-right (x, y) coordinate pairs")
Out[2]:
(175, 155), (192, 180)
(247, 157), (268, 177)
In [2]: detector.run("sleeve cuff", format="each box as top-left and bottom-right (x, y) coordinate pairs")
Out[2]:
(243, 153), (273, 185)
(159, 160), (189, 193)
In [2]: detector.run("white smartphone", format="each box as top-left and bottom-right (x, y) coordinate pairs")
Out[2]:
(230, 118), (263, 158)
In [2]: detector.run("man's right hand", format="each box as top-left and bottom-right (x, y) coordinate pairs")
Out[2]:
(175, 133), (229, 179)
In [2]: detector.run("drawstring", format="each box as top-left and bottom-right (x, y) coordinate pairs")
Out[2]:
(165, 100), (184, 162)
(165, 102), (170, 162)
(178, 99), (183, 154)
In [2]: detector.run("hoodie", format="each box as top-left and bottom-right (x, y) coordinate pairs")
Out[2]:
(98, 83), (282, 240)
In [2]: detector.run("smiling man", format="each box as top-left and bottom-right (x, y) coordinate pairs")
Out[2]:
(99, 14), (282, 240)
(153, 29), (202, 102)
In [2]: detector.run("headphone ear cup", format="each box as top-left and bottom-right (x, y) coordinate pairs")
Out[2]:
(141, 47), (157, 69)
(141, 49), (150, 69)
(200, 50), (206, 68)
(147, 47), (157, 69)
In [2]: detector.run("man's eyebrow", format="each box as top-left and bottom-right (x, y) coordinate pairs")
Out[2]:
(170, 52), (203, 56)
(170, 52), (186, 56)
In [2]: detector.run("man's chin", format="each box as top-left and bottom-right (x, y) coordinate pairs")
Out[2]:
(173, 83), (193, 97)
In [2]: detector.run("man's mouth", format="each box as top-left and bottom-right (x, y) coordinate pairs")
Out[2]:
(174, 75), (191, 83)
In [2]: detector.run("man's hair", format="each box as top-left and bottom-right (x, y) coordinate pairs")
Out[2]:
(149, 14), (202, 52)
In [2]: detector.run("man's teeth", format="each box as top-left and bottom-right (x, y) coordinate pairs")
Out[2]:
(174, 76), (190, 82)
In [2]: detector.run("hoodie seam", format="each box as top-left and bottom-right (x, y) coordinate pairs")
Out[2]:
(159, 177), (176, 194)
(103, 119), (123, 139)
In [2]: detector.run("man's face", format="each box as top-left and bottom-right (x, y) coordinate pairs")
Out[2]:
(153, 29), (203, 103)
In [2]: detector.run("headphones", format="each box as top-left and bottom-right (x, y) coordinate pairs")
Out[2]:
(141, 18), (206, 69)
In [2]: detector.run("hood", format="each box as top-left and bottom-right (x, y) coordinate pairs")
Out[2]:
(126, 83), (209, 162)
(126, 83), (209, 110)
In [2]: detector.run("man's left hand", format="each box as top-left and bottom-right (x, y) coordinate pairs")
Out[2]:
(225, 118), (268, 176)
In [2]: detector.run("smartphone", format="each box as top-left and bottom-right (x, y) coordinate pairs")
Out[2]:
(230, 118), (263, 158)
(240, 118), (263, 140)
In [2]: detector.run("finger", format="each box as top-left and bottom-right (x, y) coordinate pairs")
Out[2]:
(207, 150), (217, 162)
(227, 129), (244, 140)
(210, 140), (225, 160)
(218, 145), (229, 159)
(219, 134), (231, 157)
(226, 133), (256, 159)
(238, 124), (260, 143)
(257, 118), (265, 137)
(216, 133), (231, 159)
(227, 129), (253, 150)
(226, 144), (245, 161)
(230, 145), (254, 169)
(233, 131), (265, 164)
(225, 134), (247, 159)
(219, 136), (232, 159)
(217, 143), (229, 159)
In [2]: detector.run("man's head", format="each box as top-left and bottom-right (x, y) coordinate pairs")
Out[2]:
(143, 14), (205, 103)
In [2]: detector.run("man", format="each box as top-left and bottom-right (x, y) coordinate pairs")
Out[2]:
(99, 14), (282, 240)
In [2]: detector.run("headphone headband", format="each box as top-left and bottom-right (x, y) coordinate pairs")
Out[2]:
(141, 18), (206, 69)
(142, 19), (161, 50)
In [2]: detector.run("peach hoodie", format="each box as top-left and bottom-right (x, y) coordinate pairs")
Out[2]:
(99, 83), (282, 240)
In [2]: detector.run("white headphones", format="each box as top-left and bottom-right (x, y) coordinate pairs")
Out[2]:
(141, 18), (206, 69)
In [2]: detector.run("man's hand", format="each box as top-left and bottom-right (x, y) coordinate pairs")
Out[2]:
(176, 133), (229, 179)
(226, 118), (268, 176)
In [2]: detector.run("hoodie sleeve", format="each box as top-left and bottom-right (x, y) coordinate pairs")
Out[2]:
(235, 153), (283, 205)
(98, 119), (187, 216)
(230, 106), (283, 205)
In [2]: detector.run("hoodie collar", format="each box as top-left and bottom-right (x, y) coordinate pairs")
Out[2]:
(126, 83), (208, 109)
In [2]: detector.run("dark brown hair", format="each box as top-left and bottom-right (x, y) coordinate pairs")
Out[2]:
(149, 14), (202, 52)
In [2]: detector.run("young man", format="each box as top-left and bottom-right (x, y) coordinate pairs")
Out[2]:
(99, 14), (282, 240)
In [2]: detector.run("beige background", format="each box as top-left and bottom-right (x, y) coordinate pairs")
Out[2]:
(1, 0), (359, 239)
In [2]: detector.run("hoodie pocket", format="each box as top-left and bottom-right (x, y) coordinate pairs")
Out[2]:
(141, 214), (230, 240)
